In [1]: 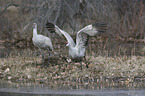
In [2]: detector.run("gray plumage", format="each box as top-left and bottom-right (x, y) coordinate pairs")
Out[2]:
(46, 22), (107, 60)
(32, 23), (53, 67)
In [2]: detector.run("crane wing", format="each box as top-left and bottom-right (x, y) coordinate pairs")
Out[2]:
(76, 23), (107, 48)
(46, 22), (75, 47)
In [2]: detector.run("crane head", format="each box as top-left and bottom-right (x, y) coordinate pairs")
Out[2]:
(33, 23), (37, 28)
(65, 42), (69, 46)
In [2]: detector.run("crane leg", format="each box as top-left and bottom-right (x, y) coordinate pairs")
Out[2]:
(42, 53), (45, 67)
(46, 48), (50, 67)
(81, 62), (82, 70)
(78, 57), (82, 70)
(38, 48), (45, 67)
(84, 56), (88, 68)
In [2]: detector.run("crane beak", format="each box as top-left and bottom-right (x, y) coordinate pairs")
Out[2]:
(65, 42), (69, 46)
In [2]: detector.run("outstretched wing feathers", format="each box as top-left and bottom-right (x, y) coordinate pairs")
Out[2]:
(46, 21), (107, 49)
(92, 23), (107, 33)
(46, 21), (75, 47)
(46, 22), (62, 36)
(76, 23), (107, 48)
(76, 32), (89, 49)
(45, 22), (55, 33)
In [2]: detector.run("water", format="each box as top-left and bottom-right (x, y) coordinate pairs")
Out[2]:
(0, 80), (145, 96)
(1, 88), (145, 96)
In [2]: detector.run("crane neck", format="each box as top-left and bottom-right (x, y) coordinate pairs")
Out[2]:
(67, 43), (75, 50)
(33, 27), (37, 36)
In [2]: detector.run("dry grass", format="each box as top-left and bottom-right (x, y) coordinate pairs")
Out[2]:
(87, 55), (145, 78)
(0, 49), (145, 84)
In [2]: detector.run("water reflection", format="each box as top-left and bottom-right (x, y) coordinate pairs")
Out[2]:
(0, 78), (145, 90)
(0, 80), (145, 96)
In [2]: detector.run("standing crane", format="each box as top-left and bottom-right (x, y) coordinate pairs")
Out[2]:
(32, 23), (54, 67)
(46, 22), (107, 69)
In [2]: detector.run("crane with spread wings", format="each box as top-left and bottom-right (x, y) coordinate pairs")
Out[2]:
(46, 22), (107, 69)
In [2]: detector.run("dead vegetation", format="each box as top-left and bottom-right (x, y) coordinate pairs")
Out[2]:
(0, 0), (145, 87)
(0, 49), (145, 84)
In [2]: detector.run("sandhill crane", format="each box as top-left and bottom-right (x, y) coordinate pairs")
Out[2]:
(32, 23), (54, 67)
(46, 22), (107, 69)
